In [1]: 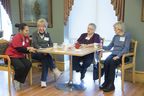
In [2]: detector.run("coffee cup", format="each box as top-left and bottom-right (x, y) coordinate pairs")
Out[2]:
(53, 43), (58, 49)
(94, 43), (99, 49)
(75, 42), (81, 49)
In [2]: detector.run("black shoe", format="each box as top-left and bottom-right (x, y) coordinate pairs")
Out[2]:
(103, 84), (115, 92)
(99, 82), (108, 90)
(74, 64), (82, 72)
(76, 70), (80, 72)
(93, 68), (104, 80)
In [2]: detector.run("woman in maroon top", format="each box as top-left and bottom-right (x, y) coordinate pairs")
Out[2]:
(72, 23), (101, 80)
(5, 23), (36, 90)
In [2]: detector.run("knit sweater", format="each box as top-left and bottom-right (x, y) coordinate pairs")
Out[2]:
(103, 32), (131, 57)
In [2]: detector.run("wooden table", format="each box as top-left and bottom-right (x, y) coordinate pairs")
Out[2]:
(37, 47), (99, 91)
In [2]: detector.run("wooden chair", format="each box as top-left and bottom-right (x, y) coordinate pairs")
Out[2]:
(93, 38), (105, 84)
(0, 39), (34, 95)
(28, 53), (61, 85)
(28, 53), (42, 85)
(0, 39), (14, 95)
(90, 38), (104, 83)
(98, 39), (138, 91)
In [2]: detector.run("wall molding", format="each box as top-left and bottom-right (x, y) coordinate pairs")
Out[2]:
(125, 70), (144, 83)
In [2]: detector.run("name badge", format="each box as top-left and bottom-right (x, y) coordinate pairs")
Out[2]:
(22, 41), (25, 46)
(26, 39), (29, 43)
(85, 37), (90, 40)
(120, 37), (125, 42)
(44, 37), (49, 41)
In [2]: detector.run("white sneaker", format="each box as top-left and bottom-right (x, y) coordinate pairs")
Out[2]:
(41, 81), (47, 88)
(53, 68), (62, 80)
(14, 80), (20, 91)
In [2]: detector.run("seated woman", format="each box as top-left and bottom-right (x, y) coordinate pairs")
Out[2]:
(32, 18), (62, 88)
(72, 23), (101, 80)
(99, 21), (131, 92)
(5, 23), (37, 90)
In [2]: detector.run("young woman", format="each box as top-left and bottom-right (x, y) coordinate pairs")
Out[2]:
(5, 23), (37, 90)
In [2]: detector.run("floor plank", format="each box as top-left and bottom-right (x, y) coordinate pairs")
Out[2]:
(0, 69), (144, 96)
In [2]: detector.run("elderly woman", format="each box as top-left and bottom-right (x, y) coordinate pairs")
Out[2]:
(32, 18), (62, 88)
(99, 22), (131, 92)
(72, 23), (101, 80)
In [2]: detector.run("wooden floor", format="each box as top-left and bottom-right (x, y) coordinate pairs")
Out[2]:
(0, 69), (144, 96)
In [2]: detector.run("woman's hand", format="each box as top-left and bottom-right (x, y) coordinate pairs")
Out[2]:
(113, 56), (119, 60)
(27, 47), (37, 53)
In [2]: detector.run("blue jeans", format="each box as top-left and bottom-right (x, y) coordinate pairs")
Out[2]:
(32, 53), (56, 81)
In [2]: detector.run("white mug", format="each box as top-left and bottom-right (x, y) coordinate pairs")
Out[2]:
(62, 43), (68, 50)
(94, 43), (99, 49)
(53, 43), (58, 49)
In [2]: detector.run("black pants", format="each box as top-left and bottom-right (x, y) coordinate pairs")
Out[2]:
(72, 53), (94, 76)
(11, 58), (32, 83)
(103, 54), (121, 84)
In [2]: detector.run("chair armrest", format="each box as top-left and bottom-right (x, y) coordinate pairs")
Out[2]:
(99, 50), (111, 61)
(26, 53), (32, 61)
(102, 50), (111, 53)
(122, 52), (134, 64)
(0, 55), (11, 67)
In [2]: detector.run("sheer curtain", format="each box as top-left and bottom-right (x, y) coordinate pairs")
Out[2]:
(0, 0), (11, 18)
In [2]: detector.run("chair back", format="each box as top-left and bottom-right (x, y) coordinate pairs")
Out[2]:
(0, 39), (9, 54)
(128, 40), (138, 63)
(0, 39), (9, 65)
(0, 39), (13, 95)
(129, 40), (137, 55)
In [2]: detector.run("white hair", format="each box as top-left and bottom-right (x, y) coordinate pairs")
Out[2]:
(113, 21), (125, 32)
(88, 23), (96, 30)
(37, 18), (48, 28)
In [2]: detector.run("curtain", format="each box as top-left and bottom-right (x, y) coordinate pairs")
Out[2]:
(0, 0), (11, 19)
(64, 0), (74, 25)
(111, 0), (125, 22)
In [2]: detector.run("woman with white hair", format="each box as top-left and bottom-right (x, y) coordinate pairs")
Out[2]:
(32, 18), (62, 88)
(72, 23), (101, 80)
(99, 21), (131, 92)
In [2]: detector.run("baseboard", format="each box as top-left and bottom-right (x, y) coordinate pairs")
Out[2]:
(55, 61), (64, 71)
(125, 70), (144, 83)
(135, 71), (144, 83)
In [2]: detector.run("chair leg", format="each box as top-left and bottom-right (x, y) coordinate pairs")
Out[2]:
(29, 68), (32, 86)
(93, 64), (96, 82)
(8, 71), (11, 96)
(132, 67), (135, 83)
(121, 68), (124, 91)
(98, 62), (101, 85)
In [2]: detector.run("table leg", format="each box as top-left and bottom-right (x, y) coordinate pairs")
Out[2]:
(55, 55), (86, 91)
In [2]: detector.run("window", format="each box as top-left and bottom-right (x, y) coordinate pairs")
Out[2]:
(0, 2), (12, 40)
(68, 0), (117, 43)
